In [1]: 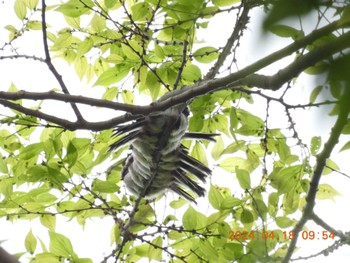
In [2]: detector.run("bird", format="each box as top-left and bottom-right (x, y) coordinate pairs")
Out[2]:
(109, 103), (217, 203)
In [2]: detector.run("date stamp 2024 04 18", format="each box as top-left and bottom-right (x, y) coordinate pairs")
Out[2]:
(228, 230), (335, 241)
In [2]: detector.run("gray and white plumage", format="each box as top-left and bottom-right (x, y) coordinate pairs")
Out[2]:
(109, 103), (217, 202)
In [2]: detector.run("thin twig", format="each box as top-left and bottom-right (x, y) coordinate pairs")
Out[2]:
(173, 41), (188, 90)
(205, 1), (251, 80)
(41, 0), (84, 122)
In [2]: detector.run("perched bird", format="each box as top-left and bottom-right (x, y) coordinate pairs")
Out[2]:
(109, 103), (217, 202)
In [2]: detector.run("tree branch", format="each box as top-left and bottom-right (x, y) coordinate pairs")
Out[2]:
(0, 247), (19, 263)
(282, 87), (350, 262)
(0, 90), (146, 114)
(204, 0), (251, 80)
(41, 0), (84, 121)
(237, 31), (350, 90)
(159, 20), (343, 102)
(311, 212), (347, 239)
(0, 20), (347, 131)
(0, 99), (135, 131)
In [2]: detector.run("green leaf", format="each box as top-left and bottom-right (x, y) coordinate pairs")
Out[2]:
(49, 231), (77, 259)
(235, 168), (251, 190)
(66, 141), (78, 167)
(240, 209), (254, 224)
(105, 0), (120, 9)
(25, 230), (37, 254)
(276, 216), (295, 228)
(15, 0), (27, 20)
(199, 239), (218, 260)
(316, 184), (340, 201)
(263, 0), (318, 29)
(102, 87), (118, 101)
(182, 64), (201, 82)
(94, 65), (130, 87)
(0, 178), (13, 198)
(309, 85), (322, 103)
(252, 199), (268, 221)
(283, 190), (299, 214)
(40, 215), (56, 231)
(169, 198), (187, 209)
(121, 41), (142, 61)
(219, 157), (247, 172)
(27, 21), (42, 30)
(221, 196), (241, 209)
(268, 192), (279, 217)
(26, 165), (48, 182)
(322, 159), (339, 175)
(104, 54), (124, 64)
(211, 136), (224, 160)
(208, 185), (223, 210)
(212, 0), (240, 7)
(222, 243), (243, 260)
(191, 142), (208, 166)
(154, 44), (165, 60)
(19, 143), (43, 160)
(27, 0), (39, 10)
(90, 14), (106, 33)
(121, 90), (134, 104)
(51, 31), (72, 51)
(55, 0), (93, 17)
(189, 114), (204, 132)
(92, 179), (119, 193)
(77, 38), (93, 57)
(193, 47), (219, 63)
(75, 56), (88, 80)
(310, 136), (321, 156)
(0, 153), (9, 173)
(339, 6), (350, 27)
(30, 252), (60, 263)
(163, 215), (178, 225)
(340, 140), (350, 152)
(270, 25), (302, 38)
(182, 206), (197, 230)
(270, 165), (302, 193)
(212, 114), (228, 136)
(64, 15), (80, 28)
(131, 2), (152, 22)
(235, 109), (264, 136)
(148, 236), (162, 261)
(304, 61), (329, 75)
(222, 140), (245, 155)
(144, 70), (161, 101)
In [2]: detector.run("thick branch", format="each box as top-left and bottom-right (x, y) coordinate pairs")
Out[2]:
(282, 87), (350, 262)
(0, 248), (19, 263)
(0, 21), (347, 130)
(237, 31), (350, 89)
(159, 20), (343, 102)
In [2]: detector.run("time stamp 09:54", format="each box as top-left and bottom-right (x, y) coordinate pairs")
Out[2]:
(228, 230), (335, 241)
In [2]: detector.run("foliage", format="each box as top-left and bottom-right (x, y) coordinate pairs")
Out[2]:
(0, 0), (350, 262)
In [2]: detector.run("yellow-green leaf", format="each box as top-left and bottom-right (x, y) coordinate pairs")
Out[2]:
(25, 230), (37, 254)
(235, 168), (251, 190)
(193, 46), (219, 63)
(15, 0), (27, 20)
(323, 159), (339, 175)
(316, 184), (341, 201)
(40, 215), (56, 231)
(208, 185), (223, 210)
